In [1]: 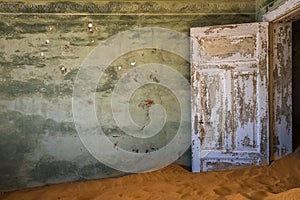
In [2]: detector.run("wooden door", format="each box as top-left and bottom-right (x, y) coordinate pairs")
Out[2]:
(191, 22), (269, 172)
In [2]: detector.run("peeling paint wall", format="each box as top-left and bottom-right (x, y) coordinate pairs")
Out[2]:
(0, 0), (256, 191)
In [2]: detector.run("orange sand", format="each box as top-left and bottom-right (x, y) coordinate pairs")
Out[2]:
(1, 149), (300, 200)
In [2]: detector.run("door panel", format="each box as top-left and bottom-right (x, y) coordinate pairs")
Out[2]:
(233, 69), (258, 151)
(199, 70), (225, 150)
(191, 22), (269, 172)
(198, 35), (257, 63)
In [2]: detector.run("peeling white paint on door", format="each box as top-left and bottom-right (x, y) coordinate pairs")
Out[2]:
(271, 21), (293, 159)
(191, 22), (269, 172)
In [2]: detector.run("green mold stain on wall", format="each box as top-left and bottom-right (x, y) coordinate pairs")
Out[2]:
(0, 0), (257, 191)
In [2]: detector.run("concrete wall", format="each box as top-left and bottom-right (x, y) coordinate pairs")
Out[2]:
(0, 0), (256, 191)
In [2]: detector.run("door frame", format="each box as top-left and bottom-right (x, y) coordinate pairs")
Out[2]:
(263, 0), (300, 160)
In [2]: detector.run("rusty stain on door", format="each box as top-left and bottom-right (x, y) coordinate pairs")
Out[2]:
(191, 22), (269, 172)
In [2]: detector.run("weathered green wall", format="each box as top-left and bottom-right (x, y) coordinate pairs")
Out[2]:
(256, 0), (286, 19)
(0, 0), (256, 191)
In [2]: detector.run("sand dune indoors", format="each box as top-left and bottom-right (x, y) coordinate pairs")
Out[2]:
(1, 149), (300, 200)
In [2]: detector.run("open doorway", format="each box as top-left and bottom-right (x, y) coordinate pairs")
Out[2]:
(263, 1), (300, 160)
(293, 19), (300, 151)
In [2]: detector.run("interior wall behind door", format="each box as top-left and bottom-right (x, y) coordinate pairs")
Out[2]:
(293, 19), (300, 150)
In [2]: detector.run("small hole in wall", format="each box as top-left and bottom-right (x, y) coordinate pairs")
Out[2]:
(59, 65), (67, 74)
(87, 22), (93, 33)
(132, 149), (139, 153)
(130, 60), (136, 66)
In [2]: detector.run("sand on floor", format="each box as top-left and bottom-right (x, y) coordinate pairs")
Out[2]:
(1, 149), (300, 200)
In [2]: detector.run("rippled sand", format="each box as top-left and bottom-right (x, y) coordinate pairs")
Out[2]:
(1, 149), (300, 200)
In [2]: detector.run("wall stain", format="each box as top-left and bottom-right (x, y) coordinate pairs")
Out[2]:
(0, 1), (256, 191)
